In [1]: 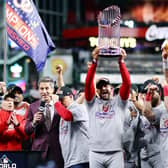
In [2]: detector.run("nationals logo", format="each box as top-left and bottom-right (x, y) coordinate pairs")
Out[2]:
(96, 104), (115, 119)
(160, 113), (168, 134)
(102, 103), (109, 112)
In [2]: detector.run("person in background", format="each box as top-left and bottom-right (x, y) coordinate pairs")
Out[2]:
(123, 84), (140, 168)
(152, 75), (160, 84)
(10, 86), (30, 150)
(55, 64), (86, 104)
(25, 76), (64, 168)
(138, 80), (164, 168)
(11, 86), (29, 118)
(6, 84), (16, 93)
(0, 81), (7, 107)
(85, 47), (131, 168)
(161, 39), (168, 110)
(0, 92), (28, 150)
(54, 86), (89, 168)
(28, 89), (41, 103)
(55, 64), (65, 88)
(159, 39), (168, 168)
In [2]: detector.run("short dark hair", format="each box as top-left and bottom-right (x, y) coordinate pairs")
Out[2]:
(38, 76), (54, 88)
(4, 93), (15, 100)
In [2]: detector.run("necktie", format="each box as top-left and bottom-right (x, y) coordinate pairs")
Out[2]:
(45, 104), (51, 131)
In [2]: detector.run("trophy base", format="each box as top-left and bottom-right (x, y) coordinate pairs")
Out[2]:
(99, 48), (120, 57)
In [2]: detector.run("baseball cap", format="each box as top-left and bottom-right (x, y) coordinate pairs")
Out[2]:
(11, 86), (23, 94)
(57, 86), (72, 99)
(140, 79), (161, 93)
(78, 88), (84, 94)
(130, 84), (138, 93)
(7, 84), (16, 92)
(96, 77), (110, 89)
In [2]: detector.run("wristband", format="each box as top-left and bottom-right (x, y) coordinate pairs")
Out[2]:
(146, 93), (152, 101)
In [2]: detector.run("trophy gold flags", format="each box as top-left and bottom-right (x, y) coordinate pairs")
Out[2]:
(98, 5), (121, 56)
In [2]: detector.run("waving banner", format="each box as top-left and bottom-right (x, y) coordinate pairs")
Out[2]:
(6, 0), (55, 71)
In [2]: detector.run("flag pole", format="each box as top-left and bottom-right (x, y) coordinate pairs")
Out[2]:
(3, 28), (7, 83)
(3, 0), (7, 82)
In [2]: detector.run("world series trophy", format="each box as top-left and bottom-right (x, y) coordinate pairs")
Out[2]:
(98, 5), (121, 57)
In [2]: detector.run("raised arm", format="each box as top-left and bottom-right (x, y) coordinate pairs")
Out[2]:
(54, 102), (73, 121)
(85, 47), (99, 101)
(143, 84), (161, 122)
(56, 64), (65, 88)
(119, 48), (131, 100)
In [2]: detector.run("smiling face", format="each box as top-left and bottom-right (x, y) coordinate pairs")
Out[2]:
(13, 91), (23, 105)
(1, 97), (14, 112)
(39, 82), (54, 103)
(97, 83), (112, 100)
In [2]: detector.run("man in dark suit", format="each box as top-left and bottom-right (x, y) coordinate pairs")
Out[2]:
(25, 76), (64, 168)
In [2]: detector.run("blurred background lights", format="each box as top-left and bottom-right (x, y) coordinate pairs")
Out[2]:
(124, 20), (134, 28)
(10, 63), (23, 78)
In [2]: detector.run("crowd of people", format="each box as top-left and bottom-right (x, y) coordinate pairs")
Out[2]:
(0, 40), (168, 168)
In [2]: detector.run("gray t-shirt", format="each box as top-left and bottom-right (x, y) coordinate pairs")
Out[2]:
(59, 102), (89, 168)
(86, 95), (128, 152)
(141, 102), (165, 159)
(159, 102), (168, 167)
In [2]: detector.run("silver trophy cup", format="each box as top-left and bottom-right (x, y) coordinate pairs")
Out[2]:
(98, 5), (121, 56)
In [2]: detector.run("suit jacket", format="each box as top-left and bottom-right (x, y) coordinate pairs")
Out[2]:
(25, 100), (64, 168)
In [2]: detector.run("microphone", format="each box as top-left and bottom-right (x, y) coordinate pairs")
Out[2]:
(33, 101), (45, 127)
(38, 101), (45, 112)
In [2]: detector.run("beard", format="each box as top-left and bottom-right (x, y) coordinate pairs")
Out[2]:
(100, 92), (110, 100)
(151, 91), (160, 107)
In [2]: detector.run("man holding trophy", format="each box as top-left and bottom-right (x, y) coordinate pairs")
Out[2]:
(84, 5), (131, 168)
(85, 46), (131, 168)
